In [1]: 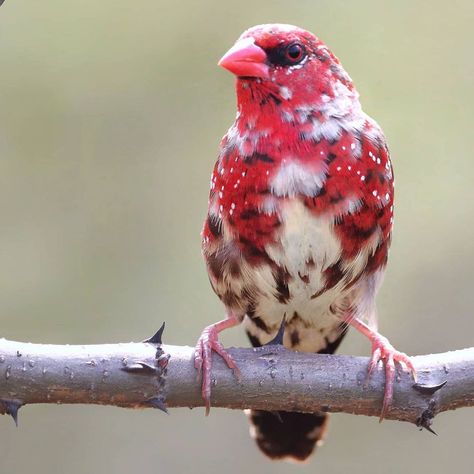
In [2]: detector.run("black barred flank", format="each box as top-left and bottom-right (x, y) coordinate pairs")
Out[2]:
(322, 259), (345, 290)
(246, 330), (262, 347)
(318, 326), (347, 354)
(251, 316), (271, 334)
(273, 268), (291, 304)
(206, 215), (222, 237)
(290, 330), (300, 346)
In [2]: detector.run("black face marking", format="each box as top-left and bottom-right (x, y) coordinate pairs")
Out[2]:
(266, 42), (307, 67)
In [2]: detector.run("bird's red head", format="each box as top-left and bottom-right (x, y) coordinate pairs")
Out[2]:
(218, 24), (357, 111)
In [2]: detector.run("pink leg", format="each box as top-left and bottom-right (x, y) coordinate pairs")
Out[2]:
(346, 317), (417, 421)
(194, 315), (241, 415)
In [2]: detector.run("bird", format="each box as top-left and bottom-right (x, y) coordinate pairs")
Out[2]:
(195, 23), (416, 462)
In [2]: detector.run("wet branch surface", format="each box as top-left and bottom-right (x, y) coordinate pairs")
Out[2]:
(0, 332), (473, 432)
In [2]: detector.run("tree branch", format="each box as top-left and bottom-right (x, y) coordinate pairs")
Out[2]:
(0, 334), (473, 432)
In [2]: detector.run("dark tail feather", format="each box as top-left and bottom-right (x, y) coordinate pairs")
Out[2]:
(247, 410), (329, 462)
(246, 327), (347, 462)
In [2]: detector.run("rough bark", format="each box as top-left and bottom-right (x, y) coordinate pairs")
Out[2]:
(0, 335), (473, 432)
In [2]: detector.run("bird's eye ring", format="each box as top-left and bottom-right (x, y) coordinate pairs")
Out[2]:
(285, 43), (305, 63)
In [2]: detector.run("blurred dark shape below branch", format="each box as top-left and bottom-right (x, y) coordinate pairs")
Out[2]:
(0, 335), (473, 433)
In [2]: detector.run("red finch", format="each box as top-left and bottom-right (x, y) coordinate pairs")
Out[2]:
(196, 24), (416, 461)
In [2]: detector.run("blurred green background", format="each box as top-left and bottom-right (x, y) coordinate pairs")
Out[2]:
(1, 0), (473, 472)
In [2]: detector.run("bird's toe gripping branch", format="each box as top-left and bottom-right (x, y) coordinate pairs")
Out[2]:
(194, 316), (241, 415)
(347, 317), (417, 421)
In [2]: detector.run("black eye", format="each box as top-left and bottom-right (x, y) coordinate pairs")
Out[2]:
(267, 42), (307, 67)
(286, 43), (304, 62)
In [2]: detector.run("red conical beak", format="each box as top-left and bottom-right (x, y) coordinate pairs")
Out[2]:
(218, 37), (269, 79)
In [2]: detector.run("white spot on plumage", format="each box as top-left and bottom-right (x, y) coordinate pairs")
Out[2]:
(281, 110), (294, 122)
(271, 161), (326, 197)
(259, 196), (278, 215)
(347, 199), (363, 214)
(279, 86), (292, 100)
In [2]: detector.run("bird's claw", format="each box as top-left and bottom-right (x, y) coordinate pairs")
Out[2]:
(194, 324), (240, 415)
(367, 334), (417, 421)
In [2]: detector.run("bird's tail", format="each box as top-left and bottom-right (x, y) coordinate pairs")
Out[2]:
(245, 329), (346, 462)
(247, 410), (329, 462)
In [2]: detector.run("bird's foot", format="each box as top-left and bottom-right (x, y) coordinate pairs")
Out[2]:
(367, 333), (417, 421)
(346, 317), (416, 421)
(194, 317), (241, 415)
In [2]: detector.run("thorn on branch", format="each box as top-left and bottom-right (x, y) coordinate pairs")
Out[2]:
(416, 400), (438, 435)
(0, 399), (22, 427)
(143, 322), (166, 345)
(413, 380), (448, 395)
(122, 323), (169, 413)
(121, 362), (159, 375)
(147, 396), (168, 414)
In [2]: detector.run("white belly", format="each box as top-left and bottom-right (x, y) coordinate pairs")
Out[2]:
(243, 200), (347, 352)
